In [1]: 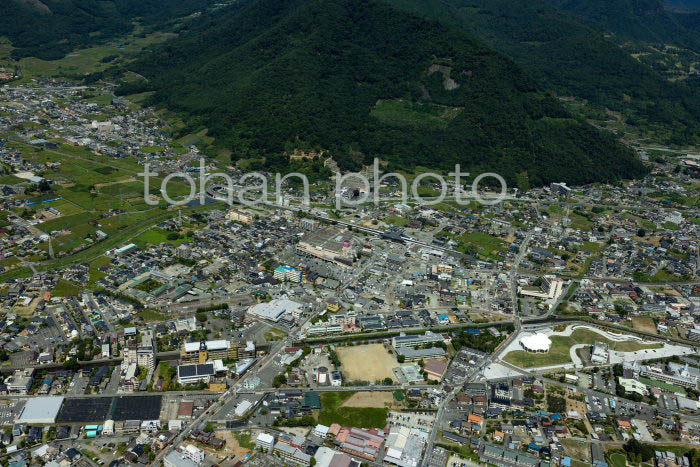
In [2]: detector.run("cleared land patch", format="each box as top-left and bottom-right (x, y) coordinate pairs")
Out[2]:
(371, 99), (461, 130)
(341, 391), (396, 409)
(336, 343), (398, 382)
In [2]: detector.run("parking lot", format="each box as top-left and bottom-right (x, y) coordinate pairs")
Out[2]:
(387, 411), (435, 432)
(0, 399), (25, 425)
(68, 375), (89, 395)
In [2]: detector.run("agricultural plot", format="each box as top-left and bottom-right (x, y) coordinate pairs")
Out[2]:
(371, 99), (461, 130)
(318, 391), (388, 429)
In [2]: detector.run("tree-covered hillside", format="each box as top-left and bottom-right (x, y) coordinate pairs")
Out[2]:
(546, 0), (698, 46)
(390, 0), (700, 146)
(1, 0), (217, 60)
(126, 0), (646, 186)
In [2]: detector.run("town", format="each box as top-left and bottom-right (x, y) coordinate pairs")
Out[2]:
(2, 80), (700, 467)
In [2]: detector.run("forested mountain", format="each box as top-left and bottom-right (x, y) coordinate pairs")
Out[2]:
(125, 0), (646, 187)
(1, 0), (217, 60)
(545, 0), (698, 46)
(390, 0), (700, 146)
(665, 0), (700, 11)
(673, 10), (700, 29)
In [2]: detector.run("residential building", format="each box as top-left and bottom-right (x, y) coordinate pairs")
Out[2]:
(256, 433), (274, 452)
(274, 441), (311, 466)
(180, 445), (204, 465)
(164, 451), (198, 467)
(274, 265), (303, 283)
(227, 209), (253, 224)
(180, 340), (237, 364)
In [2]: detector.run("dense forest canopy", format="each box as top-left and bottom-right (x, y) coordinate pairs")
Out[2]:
(545, 0), (699, 45)
(0, 0), (216, 60)
(390, 0), (700, 147)
(123, 0), (647, 186)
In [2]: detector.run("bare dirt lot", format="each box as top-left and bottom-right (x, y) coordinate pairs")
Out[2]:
(631, 316), (658, 335)
(336, 344), (398, 382)
(95, 177), (136, 189)
(215, 430), (253, 461)
(341, 391), (397, 408)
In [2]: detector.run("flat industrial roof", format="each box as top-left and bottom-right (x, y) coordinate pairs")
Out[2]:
(19, 396), (64, 424)
(248, 299), (302, 322)
(183, 340), (230, 353)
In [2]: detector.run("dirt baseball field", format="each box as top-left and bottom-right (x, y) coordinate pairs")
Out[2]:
(336, 343), (399, 381)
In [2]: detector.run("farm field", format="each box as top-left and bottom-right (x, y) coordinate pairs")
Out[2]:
(318, 391), (388, 429)
(456, 231), (507, 258)
(336, 343), (398, 382)
(52, 279), (82, 297)
(370, 99), (461, 130)
(341, 391), (398, 409)
(1, 29), (177, 83)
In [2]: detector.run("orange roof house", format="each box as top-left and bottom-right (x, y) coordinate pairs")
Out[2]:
(618, 419), (632, 429)
(468, 414), (484, 426)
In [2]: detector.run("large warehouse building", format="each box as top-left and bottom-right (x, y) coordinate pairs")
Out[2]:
(248, 299), (303, 322)
(18, 396), (65, 424)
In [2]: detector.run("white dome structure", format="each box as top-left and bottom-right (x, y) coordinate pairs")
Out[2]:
(520, 333), (552, 353)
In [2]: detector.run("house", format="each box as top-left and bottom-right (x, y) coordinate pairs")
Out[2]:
(617, 419), (632, 430)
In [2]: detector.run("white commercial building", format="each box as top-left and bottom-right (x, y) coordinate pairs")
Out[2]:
(234, 400), (253, 417)
(248, 299), (303, 322)
(18, 397), (64, 424)
(103, 420), (115, 435)
(383, 426), (427, 467)
(519, 333), (552, 353)
(619, 378), (647, 397)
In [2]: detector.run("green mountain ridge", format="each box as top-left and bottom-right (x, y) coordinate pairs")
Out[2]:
(1, 0), (218, 60)
(546, 0), (699, 46)
(389, 0), (700, 146)
(122, 0), (646, 187)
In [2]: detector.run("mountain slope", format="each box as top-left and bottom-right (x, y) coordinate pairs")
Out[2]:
(546, 0), (698, 46)
(127, 0), (646, 186)
(0, 0), (217, 60)
(389, 0), (700, 145)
